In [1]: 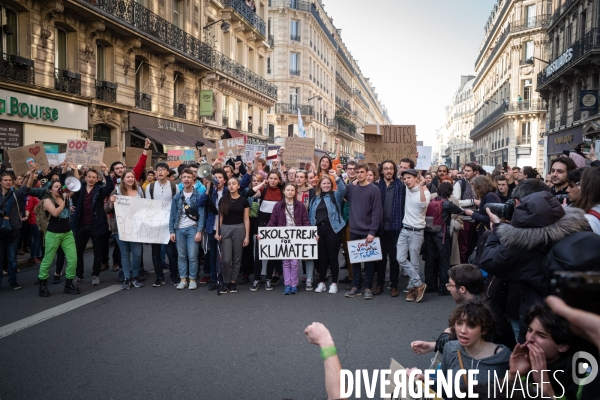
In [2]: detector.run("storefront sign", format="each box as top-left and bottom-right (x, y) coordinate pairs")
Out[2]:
(363, 125), (416, 165)
(580, 90), (598, 112)
(0, 89), (87, 130)
(545, 48), (573, 79)
(65, 139), (105, 166)
(546, 126), (583, 155)
(128, 112), (212, 146)
(6, 143), (50, 175)
(199, 90), (213, 117)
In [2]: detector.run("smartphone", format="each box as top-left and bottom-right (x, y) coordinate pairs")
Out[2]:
(583, 138), (592, 155)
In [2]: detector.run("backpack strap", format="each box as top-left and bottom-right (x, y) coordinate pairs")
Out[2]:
(170, 182), (177, 197)
(588, 209), (600, 221)
(149, 182), (155, 199)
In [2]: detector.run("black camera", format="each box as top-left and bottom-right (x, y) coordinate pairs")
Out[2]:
(555, 194), (570, 202)
(483, 199), (515, 221)
(550, 271), (600, 315)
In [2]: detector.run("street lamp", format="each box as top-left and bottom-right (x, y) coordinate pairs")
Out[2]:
(308, 95), (323, 101)
(203, 19), (232, 48)
(525, 57), (549, 65)
(484, 99), (498, 105)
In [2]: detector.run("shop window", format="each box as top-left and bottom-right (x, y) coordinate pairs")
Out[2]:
(55, 28), (67, 70)
(93, 125), (112, 148)
(1, 6), (18, 56)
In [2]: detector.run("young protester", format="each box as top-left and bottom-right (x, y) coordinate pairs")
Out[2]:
(169, 168), (204, 290)
(344, 164), (382, 300)
(24, 193), (42, 264)
(366, 168), (378, 184)
(396, 169), (430, 303)
(246, 171), (284, 291)
(550, 156), (577, 198)
(376, 160), (405, 297)
(295, 170), (315, 290)
(495, 175), (510, 203)
(316, 139), (341, 188)
(141, 170), (155, 192)
(37, 180), (80, 297)
(215, 177), (249, 294)
(0, 164), (36, 290)
(463, 175), (500, 241)
(265, 182), (310, 294)
(423, 182), (465, 296)
(69, 165), (114, 286)
(239, 173), (263, 285)
(565, 168), (584, 206)
(146, 163), (180, 287)
(105, 170), (145, 290)
(340, 161), (358, 286)
(575, 166), (600, 234)
(308, 174), (346, 294)
(453, 163), (477, 263)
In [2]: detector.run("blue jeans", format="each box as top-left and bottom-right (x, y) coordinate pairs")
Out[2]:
(397, 228), (425, 289)
(114, 233), (142, 280)
(0, 234), (20, 286)
(176, 226), (199, 280)
(28, 224), (42, 259)
(350, 232), (377, 291)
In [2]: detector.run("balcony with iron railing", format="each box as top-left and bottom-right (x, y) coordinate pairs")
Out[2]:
(470, 103), (508, 138)
(549, 0), (576, 28)
(173, 103), (186, 119)
(95, 80), (118, 103)
(247, 123), (253, 133)
(352, 88), (369, 108)
(54, 68), (81, 95)
(258, 126), (263, 135)
(335, 97), (352, 113)
(135, 91), (152, 111)
(236, 120), (242, 129)
(560, 115), (567, 126)
(290, 35), (301, 42)
(268, 34), (274, 47)
(222, 0), (266, 37)
(268, 0), (311, 11)
(274, 103), (314, 116)
(517, 135), (531, 145)
(506, 99), (545, 112)
(538, 28), (600, 89)
(80, 0), (277, 100)
(0, 53), (34, 85)
(290, 69), (300, 76)
(222, 116), (229, 126)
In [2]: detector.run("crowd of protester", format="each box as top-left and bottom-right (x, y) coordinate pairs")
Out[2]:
(2, 139), (600, 398)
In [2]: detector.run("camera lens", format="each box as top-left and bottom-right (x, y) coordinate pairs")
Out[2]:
(567, 276), (583, 289)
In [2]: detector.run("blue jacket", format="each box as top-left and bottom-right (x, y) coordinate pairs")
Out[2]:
(169, 188), (205, 234)
(68, 175), (115, 236)
(308, 177), (346, 233)
(177, 180), (206, 195)
(197, 185), (229, 234)
(377, 177), (405, 232)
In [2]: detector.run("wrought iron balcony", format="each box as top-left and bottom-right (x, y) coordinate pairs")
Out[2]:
(135, 91), (152, 111)
(236, 120), (242, 129)
(290, 35), (301, 42)
(336, 72), (352, 95)
(290, 69), (300, 76)
(211, 51), (277, 98)
(0, 53), (34, 85)
(507, 99), (545, 112)
(80, 0), (276, 100)
(470, 103), (508, 138)
(222, 0), (266, 37)
(549, 0), (576, 27)
(274, 103), (314, 116)
(335, 97), (352, 113)
(269, 0), (311, 11)
(268, 34), (274, 47)
(222, 116), (229, 126)
(95, 80), (118, 103)
(258, 126), (263, 134)
(517, 135), (531, 145)
(538, 28), (600, 88)
(54, 68), (81, 95)
(174, 103), (186, 119)
(549, 120), (556, 130)
(574, 110), (581, 122)
(247, 123), (253, 133)
(560, 115), (567, 126)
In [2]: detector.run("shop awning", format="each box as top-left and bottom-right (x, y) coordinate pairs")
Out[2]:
(132, 126), (216, 149)
(223, 128), (242, 138)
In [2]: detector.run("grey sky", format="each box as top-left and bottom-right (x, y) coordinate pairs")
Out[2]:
(324, 0), (496, 145)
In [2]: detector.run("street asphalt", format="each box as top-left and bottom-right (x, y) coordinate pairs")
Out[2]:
(0, 245), (456, 400)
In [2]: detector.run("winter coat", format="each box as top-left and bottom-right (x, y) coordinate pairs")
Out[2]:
(470, 191), (501, 236)
(69, 176), (115, 236)
(480, 192), (591, 341)
(267, 199), (310, 228)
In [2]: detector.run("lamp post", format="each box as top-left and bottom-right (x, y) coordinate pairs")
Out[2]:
(203, 19), (232, 48)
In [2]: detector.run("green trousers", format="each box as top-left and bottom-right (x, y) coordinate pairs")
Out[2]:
(38, 231), (77, 280)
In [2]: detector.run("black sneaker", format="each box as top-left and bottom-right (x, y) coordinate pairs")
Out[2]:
(152, 278), (165, 287)
(208, 282), (218, 291)
(52, 275), (62, 284)
(140, 268), (151, 277)
(219, 285), (229, 294)
(230, 283), (238, 293)
(10, 282), (22, 290)
(270, 276), (280, 286)
(265, 279), (273, 291)
(250, 280), (260, 291)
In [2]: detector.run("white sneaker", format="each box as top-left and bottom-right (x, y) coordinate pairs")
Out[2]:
(328, 283), (338, 294)
(315, 282), (326, 293)
(176, 280), (188, 290)
(305, 279), (313, 291)
(189, 280), (197, 290)
(91, 276), (100, 286)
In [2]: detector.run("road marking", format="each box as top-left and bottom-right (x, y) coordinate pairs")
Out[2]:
(0, 285), (122, 340)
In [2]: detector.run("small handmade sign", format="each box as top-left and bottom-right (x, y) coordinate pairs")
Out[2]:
(347, 237), (383, 263)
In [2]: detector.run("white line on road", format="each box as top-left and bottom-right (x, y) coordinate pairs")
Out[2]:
(0, 285), (122, 340)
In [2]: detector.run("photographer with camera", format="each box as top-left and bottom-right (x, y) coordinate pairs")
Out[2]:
(480, 179), (591, 343)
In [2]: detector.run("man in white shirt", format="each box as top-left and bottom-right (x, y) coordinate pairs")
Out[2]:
(146, 162), (180, 287)
(396, 169), (430, 303)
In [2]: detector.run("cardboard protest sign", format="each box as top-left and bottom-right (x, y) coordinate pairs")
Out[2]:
(363, 125), (416, 165)
(257, 227), (318, 260)
(103, 147), (122, 165)
(6, 143), (50, 175)
(125, 147), (151, 169)
(284, 137), (315, 165)
(46, 153), (65, 166)
(167, 149), (197, 169)
(347, 237), (383, 264)
(64, 139), (104, 166)
(114, 196), (171, 244)
(416, 146), (432, 170)
(217, 136), (246, 161)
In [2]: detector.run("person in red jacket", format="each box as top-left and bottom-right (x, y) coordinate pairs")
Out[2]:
(265, 182), (310, 295)
(24, 195), (42, 264)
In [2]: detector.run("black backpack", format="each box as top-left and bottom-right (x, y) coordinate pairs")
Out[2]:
(149, 182), (177, 199)
(544, 231), (600, 273)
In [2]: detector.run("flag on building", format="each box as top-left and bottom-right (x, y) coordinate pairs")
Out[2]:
(297, 107), (305, 137)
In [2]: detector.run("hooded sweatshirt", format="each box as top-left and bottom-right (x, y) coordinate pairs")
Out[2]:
(439, 340), (511, 398)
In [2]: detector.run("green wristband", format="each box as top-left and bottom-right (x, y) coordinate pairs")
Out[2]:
(320, 346), (337, 361)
